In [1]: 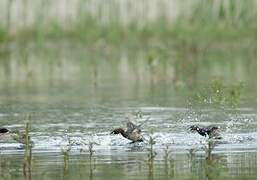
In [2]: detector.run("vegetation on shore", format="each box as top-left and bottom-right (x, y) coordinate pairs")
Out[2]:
(0, 0), (256, 102)
(0, 0), (257, 48)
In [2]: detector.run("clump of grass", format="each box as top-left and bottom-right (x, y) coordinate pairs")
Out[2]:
(205, 140), (216, 160)
(194, 78), (244, 107)
(227, 83), (244, 107)
(204, 140), (226, 179)
(87, 142), (97, 180)
(190, 0), (257, 28)
(62, 130), (72, 176)
(188, 140), (227, 179)
(87, 142), (98, 160)
(147, 131), (157, 180)
(77, 139), (98, 180)
(187, 147), (199, 174)
(23, 122), (33, 179)
(163, 145), (174, 179)
(148, 135), (156, 161)
(62, 148), (70, 174)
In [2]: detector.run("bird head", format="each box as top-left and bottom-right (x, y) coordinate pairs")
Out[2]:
(189, 125), (199, 132)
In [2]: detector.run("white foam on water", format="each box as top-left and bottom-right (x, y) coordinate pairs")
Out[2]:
(2, 130), (257, 154)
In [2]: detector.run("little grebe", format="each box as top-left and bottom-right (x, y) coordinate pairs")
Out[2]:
(111, 121), (143, 143)
(189, 125), (222, 139)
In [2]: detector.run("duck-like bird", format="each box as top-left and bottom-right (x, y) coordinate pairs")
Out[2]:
(111, 121), (143, 143)
(189, 125), (222, 139)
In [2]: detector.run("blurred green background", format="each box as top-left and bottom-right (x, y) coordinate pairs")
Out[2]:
(0, 0), (256, 92)
(1, 1), (257, 179)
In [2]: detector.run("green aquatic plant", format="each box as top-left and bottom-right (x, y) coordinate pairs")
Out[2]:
(23, 122), (32, 179)
(62, 138), (71, 175)
(62, 129), (73, 178)
(187, 147), (199, 176)
(62, 148), (70, 174)
(187, 140), (228, 179)
(227, 82), (244, 107)
(211, 78), (225, 104)
(204, 140), (227, 180)
(88, 142), (97, 158)
(146, 131), (157, 180)
(12, 131), (27, 144)
(194, 78), (244, 107)
(87, 142), (97, 180)
(77, 139), (98, 180)
(163, 145), (174, 180)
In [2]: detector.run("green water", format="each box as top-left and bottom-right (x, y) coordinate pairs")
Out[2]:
(0, 42), (257, 180)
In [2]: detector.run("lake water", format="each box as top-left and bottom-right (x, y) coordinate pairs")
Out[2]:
(0, 43), (257, 179)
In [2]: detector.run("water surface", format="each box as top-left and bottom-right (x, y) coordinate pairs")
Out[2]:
(0, 44), (257, 179)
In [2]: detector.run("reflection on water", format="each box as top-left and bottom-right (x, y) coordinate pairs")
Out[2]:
(0, 43), (257, 179)
(1, 149), (257, 179)
(1, 42), (257, 92)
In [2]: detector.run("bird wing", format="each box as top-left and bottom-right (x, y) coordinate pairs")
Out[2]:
(138, 117), (150, 128)
(126, 121), (137, 131)
(126, 121), (141, 133)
